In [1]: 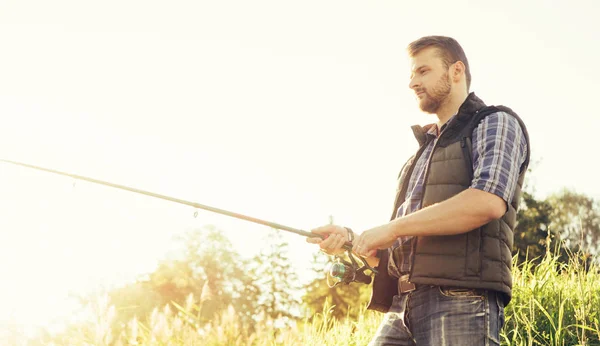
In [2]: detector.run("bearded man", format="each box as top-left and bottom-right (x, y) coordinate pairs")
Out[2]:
(307, 36), (530, 345)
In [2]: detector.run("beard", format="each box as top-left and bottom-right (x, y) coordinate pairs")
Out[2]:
(418, 72), (452, 114)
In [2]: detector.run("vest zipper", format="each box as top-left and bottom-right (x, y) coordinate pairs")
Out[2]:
(394, 143), (430, 219)
(408, 126), (450, 281)
(391, 137), (432, 278)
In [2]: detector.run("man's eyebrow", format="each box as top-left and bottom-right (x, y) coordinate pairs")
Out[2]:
(413, 64), (429, 72)
(410, 64), (429, 78)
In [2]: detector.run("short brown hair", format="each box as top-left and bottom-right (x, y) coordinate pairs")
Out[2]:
(407, 36), (471, 91)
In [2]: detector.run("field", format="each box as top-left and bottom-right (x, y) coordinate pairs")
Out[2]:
(34, 250), (600, 346)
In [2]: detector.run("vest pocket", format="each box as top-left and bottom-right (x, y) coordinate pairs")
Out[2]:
(465, 228), (482, 276)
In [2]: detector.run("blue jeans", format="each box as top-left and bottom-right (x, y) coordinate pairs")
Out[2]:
(369, 285), (505, 346)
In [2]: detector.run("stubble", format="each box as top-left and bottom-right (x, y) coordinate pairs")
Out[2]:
(419, 72), (452, 114)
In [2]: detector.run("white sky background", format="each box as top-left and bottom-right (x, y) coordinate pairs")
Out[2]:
(0, 0), (598, 335)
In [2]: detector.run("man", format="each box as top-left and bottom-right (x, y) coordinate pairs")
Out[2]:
(307, 36), (530, 345)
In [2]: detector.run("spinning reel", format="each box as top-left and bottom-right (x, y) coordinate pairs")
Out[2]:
(327, 250), (378, 287)
(325, 229), (378, 287)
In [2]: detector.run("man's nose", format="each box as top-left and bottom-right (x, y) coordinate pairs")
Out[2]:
(408, 76), (419, 90)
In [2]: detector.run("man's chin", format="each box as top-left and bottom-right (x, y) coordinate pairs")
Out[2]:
(419, 101), (437, 114)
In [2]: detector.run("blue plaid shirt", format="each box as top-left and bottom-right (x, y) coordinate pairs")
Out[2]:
(388, 111), (528, 277)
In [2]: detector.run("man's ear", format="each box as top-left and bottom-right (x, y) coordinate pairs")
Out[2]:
(452, 61), (466, 83)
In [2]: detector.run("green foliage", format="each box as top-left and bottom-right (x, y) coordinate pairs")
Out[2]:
(30, 189), (600, 345)
(514, 188), (600, 266)
(229, 257), (263, 330)
(514, 190), (553, 264)
(65, 226), (303, 344)
(40, 247), (599, 346)
(70, 225), (305, 340)
(547, 189), (600, 257)
(71, 226), (262, 338)
(503, 249), (600, 345)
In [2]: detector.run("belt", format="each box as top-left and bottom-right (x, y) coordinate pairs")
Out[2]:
(398, 274), (417, 294)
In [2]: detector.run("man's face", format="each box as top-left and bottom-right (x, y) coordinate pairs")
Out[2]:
(408, 47), (452, 114)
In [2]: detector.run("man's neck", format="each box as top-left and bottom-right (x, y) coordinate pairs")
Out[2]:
(435, 90), (469, 128)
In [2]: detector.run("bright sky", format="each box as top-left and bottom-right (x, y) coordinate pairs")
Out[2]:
(0, 0), (598, 337)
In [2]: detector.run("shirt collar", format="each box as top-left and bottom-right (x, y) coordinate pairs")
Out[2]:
(425, 114), (457, 138)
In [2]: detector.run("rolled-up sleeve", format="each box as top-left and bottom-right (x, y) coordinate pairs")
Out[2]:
(470, 111), (528, 203)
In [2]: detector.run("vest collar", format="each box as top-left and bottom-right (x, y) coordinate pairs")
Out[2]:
(410, 92), (487, 146)
(411, 125), (429, 147)
(455, 92), (487, 122)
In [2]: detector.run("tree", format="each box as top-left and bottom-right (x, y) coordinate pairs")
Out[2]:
(252, 229), (301, 327)
(513, 190), (554, 264)
(547, 189), (600, 257)
(228, 257), (262, 331)
(79, 225), (263, 333)
(106, 260), (194, 330)
(163, 226), (263, 326)
(514, 187), (600, 266)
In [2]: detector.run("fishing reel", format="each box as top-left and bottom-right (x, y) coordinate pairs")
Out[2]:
(326, 249), (378, 287)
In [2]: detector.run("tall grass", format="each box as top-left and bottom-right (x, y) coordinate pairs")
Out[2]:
(502, 250), (600, 346)
(32, 250), (600, 346)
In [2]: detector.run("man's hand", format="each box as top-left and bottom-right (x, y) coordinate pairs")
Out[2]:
(352, 224), (397, 257)
(306, 224), (349, 256)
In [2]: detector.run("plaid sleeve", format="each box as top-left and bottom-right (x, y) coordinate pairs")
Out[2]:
(470, 111), (528, 203)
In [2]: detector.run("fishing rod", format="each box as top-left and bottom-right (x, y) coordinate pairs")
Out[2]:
(0, 158), (377, 286)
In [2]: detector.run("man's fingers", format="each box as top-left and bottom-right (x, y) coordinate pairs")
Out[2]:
(353, 234), (369, 257)
(352, 235), (362, 253)
(323, 234), (344, 250)
(310, 225), (332, 235)
(332, 234), (345, 249)
(305, 237), (322, 244)
(340, 235), (350, 249)
(356, 242), (376, 258)
(307, 225), (350, 256)
(319, 234), (337, 250)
